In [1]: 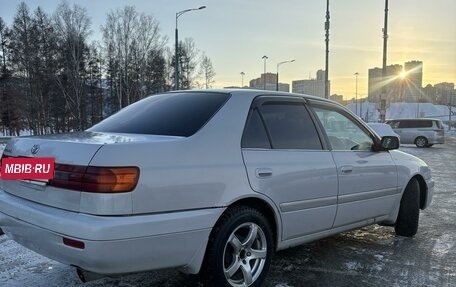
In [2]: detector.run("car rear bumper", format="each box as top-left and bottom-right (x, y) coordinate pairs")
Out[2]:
(0, 189), (224, 274)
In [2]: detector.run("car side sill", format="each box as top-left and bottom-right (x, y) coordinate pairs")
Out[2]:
(277, 215), (389, 251)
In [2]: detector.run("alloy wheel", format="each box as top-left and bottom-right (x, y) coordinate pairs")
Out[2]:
(222, 222), (267, 287)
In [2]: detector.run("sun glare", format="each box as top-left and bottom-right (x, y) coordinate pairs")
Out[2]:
(400, 70), (407, 79)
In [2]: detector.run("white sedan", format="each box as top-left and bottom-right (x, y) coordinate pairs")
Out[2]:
(0, 90), (433, 287)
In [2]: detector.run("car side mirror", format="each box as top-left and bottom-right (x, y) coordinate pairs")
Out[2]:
(380, 136), (400, 150)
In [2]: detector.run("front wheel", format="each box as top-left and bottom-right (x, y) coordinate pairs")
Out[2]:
(395, 178), (420, 237)
(203, 206), (273, 287)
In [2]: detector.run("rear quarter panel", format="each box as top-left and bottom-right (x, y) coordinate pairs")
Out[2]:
(89, 94), (259, 214)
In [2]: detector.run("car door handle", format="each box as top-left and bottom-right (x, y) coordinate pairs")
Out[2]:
(340, 166), (353, 174)
(255, 168), (273, 178)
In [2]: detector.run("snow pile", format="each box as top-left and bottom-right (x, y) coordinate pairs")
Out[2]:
(346, 101), (452, 123)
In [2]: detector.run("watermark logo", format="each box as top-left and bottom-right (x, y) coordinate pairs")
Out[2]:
(0, 157), (55, 180)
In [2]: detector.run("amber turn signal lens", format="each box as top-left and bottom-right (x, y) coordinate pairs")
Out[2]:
(82, 166), (140, 193)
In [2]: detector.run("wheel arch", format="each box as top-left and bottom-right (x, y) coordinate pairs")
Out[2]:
(227, 197), (281, 249)
(412, 174), (428, 209)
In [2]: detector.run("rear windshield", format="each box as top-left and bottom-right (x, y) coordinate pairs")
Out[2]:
(88, 92), (230, 137)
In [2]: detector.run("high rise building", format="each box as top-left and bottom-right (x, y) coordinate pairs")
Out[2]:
(368, 64), (402, 103)
(292, 69), (329, 98)
(249, 73), (289, 92)
(368, 61), (424, 104)
(403, 61), (423, 102)
(434, 82), (455, 105)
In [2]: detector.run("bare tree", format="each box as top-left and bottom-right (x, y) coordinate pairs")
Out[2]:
(199, 53), (216, 89)
(102, 6), (166, 112)
(9, 2), (33, 133)
(0, 17), (12, 134)
(53, 1), (91, 131)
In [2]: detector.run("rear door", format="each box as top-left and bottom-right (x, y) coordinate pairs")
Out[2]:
(310, 101), (399, 227)
(241, 96), (338, 240)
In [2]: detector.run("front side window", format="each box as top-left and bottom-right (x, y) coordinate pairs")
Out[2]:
(312, 105), (374, 151)
(387, 120), (400, 129)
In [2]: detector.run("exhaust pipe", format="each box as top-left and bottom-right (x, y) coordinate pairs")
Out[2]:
(76, 268), (105, 283)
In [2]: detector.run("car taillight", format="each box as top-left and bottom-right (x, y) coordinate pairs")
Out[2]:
(49, 164), (139, 193)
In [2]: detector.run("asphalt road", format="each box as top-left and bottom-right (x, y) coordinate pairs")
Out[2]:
(0, 137), (455, 287)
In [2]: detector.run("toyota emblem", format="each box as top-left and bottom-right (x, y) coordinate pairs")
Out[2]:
(31, 144), (40, 155)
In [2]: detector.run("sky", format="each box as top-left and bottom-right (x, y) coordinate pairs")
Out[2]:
(1, 0), (455, 100)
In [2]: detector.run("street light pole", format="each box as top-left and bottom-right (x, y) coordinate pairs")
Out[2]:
(380, 0), (389, 122)
(240, 72), (245, 88)
(175, 6), (206, 90)
(324, 0), (330, 99)
(355, 72), (359, 116)
(262, 55), (268, 90)
(276, 60), (295, 91)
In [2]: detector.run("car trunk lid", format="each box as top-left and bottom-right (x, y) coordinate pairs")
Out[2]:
(0, 132), (179, 213)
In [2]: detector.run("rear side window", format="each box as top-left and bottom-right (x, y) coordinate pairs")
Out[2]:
(435, 120), (444, 129)
(242, 100), (323, 150)
(242, 109), (271, 149)
(89, 92), (229, 137)
(398, 120), (432, 128)
(260, 103), (322, 150)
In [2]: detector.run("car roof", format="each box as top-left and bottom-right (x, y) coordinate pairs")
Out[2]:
(168, 88), (339, 105)
(387, 118), (442, 122)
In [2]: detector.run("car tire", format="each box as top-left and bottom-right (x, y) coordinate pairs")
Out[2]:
(395, 178), (420, 237)
(415, 136), (428, 148)
(203, 206), (273, 287)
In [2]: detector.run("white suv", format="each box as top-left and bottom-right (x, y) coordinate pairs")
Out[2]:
(0, 90), (434, 286)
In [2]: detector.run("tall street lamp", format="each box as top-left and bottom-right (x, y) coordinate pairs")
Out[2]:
(354, 72), (359, 116)
(175, 6), (206, 90)
(262, 55), (268, 90)
(324, 0), (330, 99)
(276, 60), (295, 91)
(240, 72), (245, 88)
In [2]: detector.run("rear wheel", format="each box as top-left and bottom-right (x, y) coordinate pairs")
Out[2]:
(415, 136), (428, 148)
(203, 206), (273, 287)
(395, 178), (420, 237)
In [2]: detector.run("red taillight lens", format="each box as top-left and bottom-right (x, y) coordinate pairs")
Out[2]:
(49, 164), (139, 193)
(51, 164), (86, 190)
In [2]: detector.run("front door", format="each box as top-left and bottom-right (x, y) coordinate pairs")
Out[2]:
(310, 102), (399, 228)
